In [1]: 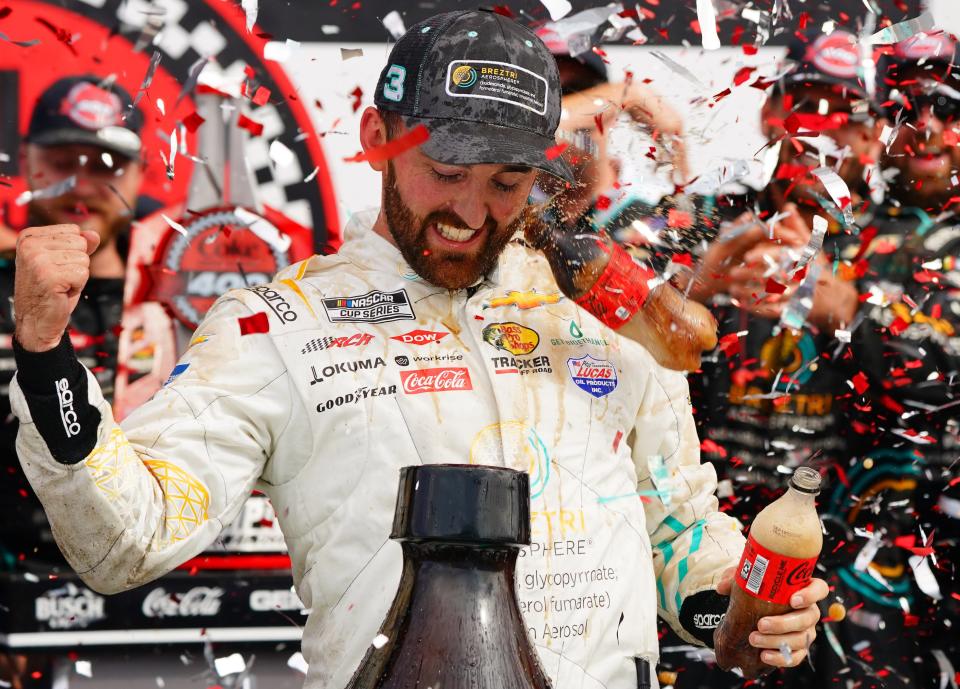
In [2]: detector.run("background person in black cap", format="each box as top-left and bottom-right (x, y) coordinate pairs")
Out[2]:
(8, 10), (825, 689)
(665, 29), (901, 689)
(0, 74), (149, 689)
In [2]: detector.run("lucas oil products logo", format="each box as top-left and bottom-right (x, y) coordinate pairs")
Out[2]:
(323, 289), (415, 324)
(567, 355), (618, 398)
(482, 322), (539, 355)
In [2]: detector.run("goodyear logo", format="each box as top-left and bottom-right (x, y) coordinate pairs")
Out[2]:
(482, 322), (539, 356)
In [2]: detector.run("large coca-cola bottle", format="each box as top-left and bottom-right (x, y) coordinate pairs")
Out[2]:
(528, 220), (717, 371)
(346, 464), (551, 689)
(714, 467), (823, 678)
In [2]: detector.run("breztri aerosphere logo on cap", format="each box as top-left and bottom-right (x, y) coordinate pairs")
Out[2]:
(445, 59), (549, 116)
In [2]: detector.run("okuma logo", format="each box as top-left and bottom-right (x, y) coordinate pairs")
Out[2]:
(452, 64), (478, 88)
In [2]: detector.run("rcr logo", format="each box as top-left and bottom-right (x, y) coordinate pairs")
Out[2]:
(55, 378), (80, 438)
(693, 613), (725, 629)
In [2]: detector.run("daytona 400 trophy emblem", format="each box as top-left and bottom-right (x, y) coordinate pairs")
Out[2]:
(113, 90), (313, 419)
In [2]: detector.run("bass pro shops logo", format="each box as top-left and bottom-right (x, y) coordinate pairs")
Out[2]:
(482, 322), (539, 355)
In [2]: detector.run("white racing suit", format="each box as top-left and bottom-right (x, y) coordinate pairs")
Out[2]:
(11, 209), (744, 689)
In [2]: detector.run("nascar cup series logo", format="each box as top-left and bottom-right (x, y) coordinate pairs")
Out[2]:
(452, 64), (478, 88)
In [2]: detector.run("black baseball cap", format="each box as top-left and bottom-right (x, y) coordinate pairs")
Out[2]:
(26, 75), (143, 159)
(781, 30), (869, 99)
(374, 9), (574, 183)
(876, 31), (960, 115)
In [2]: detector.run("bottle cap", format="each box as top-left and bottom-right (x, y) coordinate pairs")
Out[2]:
(789, 466), (822, 495)
(390, 464), (531, 546)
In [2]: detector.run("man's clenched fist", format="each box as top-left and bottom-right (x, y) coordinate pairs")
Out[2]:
(14, 224), (101, 352)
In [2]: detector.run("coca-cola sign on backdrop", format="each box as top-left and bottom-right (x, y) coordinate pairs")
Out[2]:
(141, 587), (224, 619)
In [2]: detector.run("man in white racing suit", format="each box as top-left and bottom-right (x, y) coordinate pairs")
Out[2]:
(8, 10), (826, 689)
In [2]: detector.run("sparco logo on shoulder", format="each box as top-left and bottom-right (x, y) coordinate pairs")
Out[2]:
(400, 367), (472, 394)
(35, 583), (106, 630)
(247, 284), (298, 324)
(142, 586), (224, 618)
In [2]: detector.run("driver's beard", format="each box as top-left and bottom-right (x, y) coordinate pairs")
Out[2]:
(382, 162), (530, 289)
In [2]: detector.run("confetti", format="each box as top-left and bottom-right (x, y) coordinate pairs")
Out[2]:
(241, 0), (258, 32)
(287, 652), (309, 675)
(341, 47), (364, 61)
(237, 113), (264, 136)
(238, 312), (270, 335)
(780, 263), (820, 330)
(213, 652), (246, 677)
(0, 31), (41, 48)
(382, 11), (406, 40)
(75, 660), (92, 678)
(234, 206), (292, 254)
(160, 214), (189, 237)
(812, 167), (855, 226)
(344, 124), (430, 163)
(867, 12), (935, 44)
(15, 175), (76, 205)
(372, 633), (390, 649)
(264, 38), (301, 63)
(132, 50), (162, 110)
(541, 0), (573, 21)
(696, 0), (721, 50)
(828, 602), (846, 621)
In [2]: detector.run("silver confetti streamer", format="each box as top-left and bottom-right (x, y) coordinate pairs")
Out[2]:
(868, 12), (935, 45)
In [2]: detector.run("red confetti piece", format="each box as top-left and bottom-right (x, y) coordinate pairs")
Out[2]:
(237, 113), (264, 136)
(852, 371), (869, 394)
(594, 112), (605, 135)
(667, 208), (693, 228)
(545, 141), (569, 160)
(889, 317), (910, 335)
(238, 312), (270, 335)
(595, 194), (611, 210)
(742, 44), (758, 55)
(343, 124), (429, 163)
(671, 253), (693, 267)
(183, 111), (205, 133)
(252, 86), (271, 105)
(944, 130), (959, 146)
(244, 65), (256, 79)
(350, 86), (364, 113)
(492, 5), (515, 17)
(798, 11), (811, 28)
(765, 278), (787, 294)
(733, 66), (756, 86)
(612, 430), (623, 452)
(700, 438), (727, 457)
(718, 332), (742, 357)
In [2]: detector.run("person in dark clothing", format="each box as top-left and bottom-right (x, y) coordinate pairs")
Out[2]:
(676, 29), (954, 689)
(0, 75), (147, 571)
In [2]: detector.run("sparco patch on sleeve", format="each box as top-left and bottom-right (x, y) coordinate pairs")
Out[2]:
(445, 60), (549, 116)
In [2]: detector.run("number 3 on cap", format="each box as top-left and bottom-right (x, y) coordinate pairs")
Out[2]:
(383, 64), (406, 102)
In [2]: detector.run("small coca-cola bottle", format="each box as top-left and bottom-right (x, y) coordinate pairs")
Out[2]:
(346, 464), (551, 689)
(714, 467), (824, 678)
(527, 218), (717, 371)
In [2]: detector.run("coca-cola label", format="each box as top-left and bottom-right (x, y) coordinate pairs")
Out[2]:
(390, 329), (449, 345)
(400, 367), (473, 395)
(35, 583), (106, 630)
(141, 586), (224, 618)
(566, 355), (618, 398)
(735, 533), (819, 605)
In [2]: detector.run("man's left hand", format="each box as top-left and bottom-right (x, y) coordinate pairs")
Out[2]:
(716, 566), (829, 668)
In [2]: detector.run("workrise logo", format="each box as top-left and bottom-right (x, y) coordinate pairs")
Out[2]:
(309, 357), (386, 385)
(247, 285), (298, 324)
(323, 289), (415, 324)
(56, 378), (80, 438)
